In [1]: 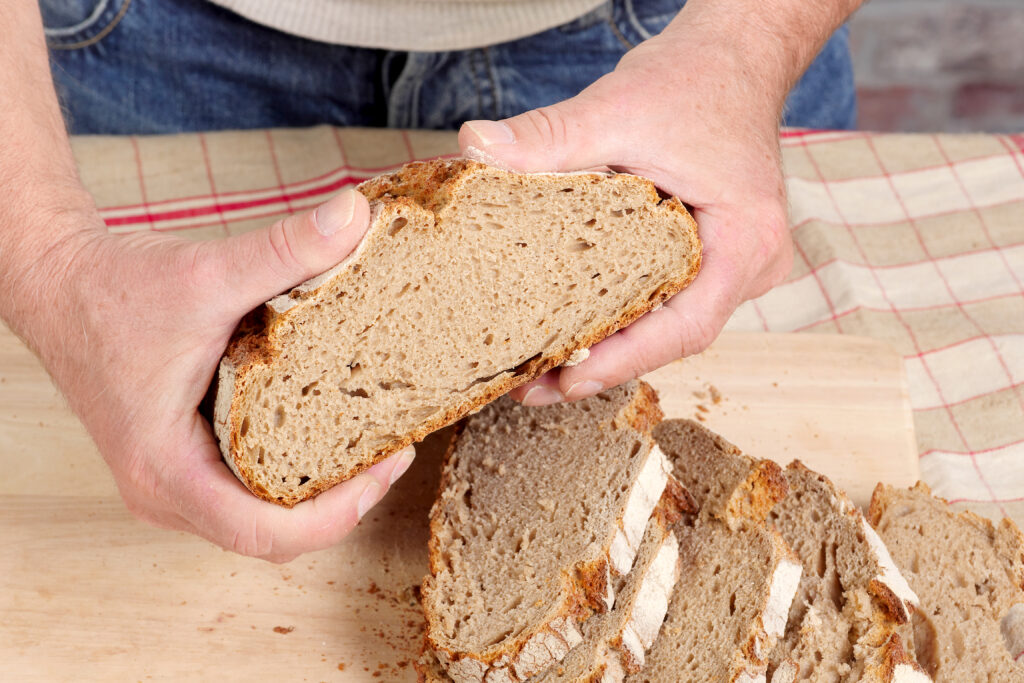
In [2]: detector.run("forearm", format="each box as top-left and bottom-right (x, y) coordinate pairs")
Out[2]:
(657, 0), (865, 110)
(0, 4), (101, 344)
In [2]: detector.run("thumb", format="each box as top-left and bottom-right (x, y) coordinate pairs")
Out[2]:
(459, 97), (615, 173)
(208, 189), (371, 315)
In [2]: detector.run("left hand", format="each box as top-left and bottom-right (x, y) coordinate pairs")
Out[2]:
(459, 11), (795, 405)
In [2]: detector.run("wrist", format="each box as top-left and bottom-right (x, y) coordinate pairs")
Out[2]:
(0, 186), (105, 357)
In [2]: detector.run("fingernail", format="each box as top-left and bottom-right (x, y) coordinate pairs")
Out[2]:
(464, 120), (516, 147)
(565, 380), (603, 401)
(389, 447), (416, 485)
(357, 479), (382, 520)
(314, 189), (357, 237)
(522, 385), (565, 406)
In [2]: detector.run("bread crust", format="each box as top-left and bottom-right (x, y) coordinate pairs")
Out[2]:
(422, 382), (670, 683)
(213, 159), (701, 506)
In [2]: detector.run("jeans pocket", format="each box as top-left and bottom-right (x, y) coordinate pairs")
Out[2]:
(42, 0), (134, 51)
(611, 0), (687, 48)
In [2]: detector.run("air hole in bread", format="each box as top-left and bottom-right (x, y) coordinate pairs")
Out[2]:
(569, 239), (595, 252)
(388, 217), (408, 236)
(240, 417), (250, 437)
(300, 381), (318, 396)
(340, 387), (370, 399)
(598, 288), (608, 297)
(274, 406), (285, 428)
(298, 476), (310, 485)
(611, 209), (624, 217)
(483, 334), (494, 346)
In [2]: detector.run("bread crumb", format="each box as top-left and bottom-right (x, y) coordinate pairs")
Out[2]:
(273, 626), (295, 634)
(692, 390), (707, 400)
(337, 663), (346, 671)
(563, 348), (590, 367)
(709, 385), (722, 404)
(695, 413), (706, 422)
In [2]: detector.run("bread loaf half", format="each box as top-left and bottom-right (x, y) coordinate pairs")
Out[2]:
(421, 381), (678, 683)
(213, 159), (701, 505)
(869, 482), (1024, 682)
(766, 462), (925, 682)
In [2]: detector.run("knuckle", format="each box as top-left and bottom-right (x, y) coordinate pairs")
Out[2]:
(230, 524), (277, 559)
(521, 106), (571, 150)
(266, 218), (305, 278)
(183, 242), (222, 293)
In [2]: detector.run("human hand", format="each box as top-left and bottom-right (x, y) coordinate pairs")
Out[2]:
(16, 190), (414, 563)
(459, 5), (797, 405)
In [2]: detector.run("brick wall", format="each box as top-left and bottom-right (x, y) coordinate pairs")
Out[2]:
(849, 0), (1024, 132)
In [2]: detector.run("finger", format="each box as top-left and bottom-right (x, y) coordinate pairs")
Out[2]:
(554, 238), (740, 401)
(509, 371), (564, 406)
(459, 96), (622, 173)
(199, 189), (371, 316)
(175, 417), (415, 562)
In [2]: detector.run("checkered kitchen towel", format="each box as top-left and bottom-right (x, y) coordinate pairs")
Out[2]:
(70, 126), (1024, 524)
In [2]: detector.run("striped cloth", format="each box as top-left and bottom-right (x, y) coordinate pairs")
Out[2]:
(70, 127), (1024, 524)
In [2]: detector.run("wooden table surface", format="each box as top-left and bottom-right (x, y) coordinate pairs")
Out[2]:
(0, 328), (917, 681)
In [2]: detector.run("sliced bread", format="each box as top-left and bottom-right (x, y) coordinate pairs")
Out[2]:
(766, 462), (925, 683)
(417, 494), (687, 683)
(869, 482), (1024, 682)
(213, 159), (701, 505)
(532, 495), (686, 683)
(631, 419), (802, 683)
(421, 381), (676, 683)
(652, 419), (786, 527)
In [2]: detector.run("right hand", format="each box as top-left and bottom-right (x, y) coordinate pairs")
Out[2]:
(12, 189), (414, 563)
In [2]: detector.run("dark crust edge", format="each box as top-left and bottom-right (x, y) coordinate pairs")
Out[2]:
(877, 633), (927, 681)
(219, 159), (701, 507)
(421, 381), (667, 675)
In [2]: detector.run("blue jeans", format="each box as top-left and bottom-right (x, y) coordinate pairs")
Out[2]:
(43, 0), (856, 134)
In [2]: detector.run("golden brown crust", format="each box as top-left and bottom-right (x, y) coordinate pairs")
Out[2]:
(867, 579), (913, 626)
(874, 633), (927, 681)
(217, 159), (701, 507)
(613, 380), (666, 434)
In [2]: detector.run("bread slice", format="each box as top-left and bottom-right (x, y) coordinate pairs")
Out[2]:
(532, 496), (685, 683)
(652, 419), (786, 527)
(421, 381), (677, 683)
(417, 495), (685, 683)
(212, 159), (701, 505)
(633, 419), (801, 683)
(869, 482), (1024, 682)
(766, 462), (925, 682)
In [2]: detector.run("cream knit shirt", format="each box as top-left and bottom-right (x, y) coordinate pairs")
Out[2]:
(207, 0), (607, 51)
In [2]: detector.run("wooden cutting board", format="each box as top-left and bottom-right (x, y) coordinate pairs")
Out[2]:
(0, 328), (917, 682)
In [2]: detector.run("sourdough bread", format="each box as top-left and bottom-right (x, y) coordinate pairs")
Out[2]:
(869, 482), (1024, 682)
(421, 382), (676, 683)
(766, 462), (924, 683)
(631, 419), (801, 683)
(417, 499), (685, 683)
(532, 498), (685, 683)
(213, 159), (701, 505)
